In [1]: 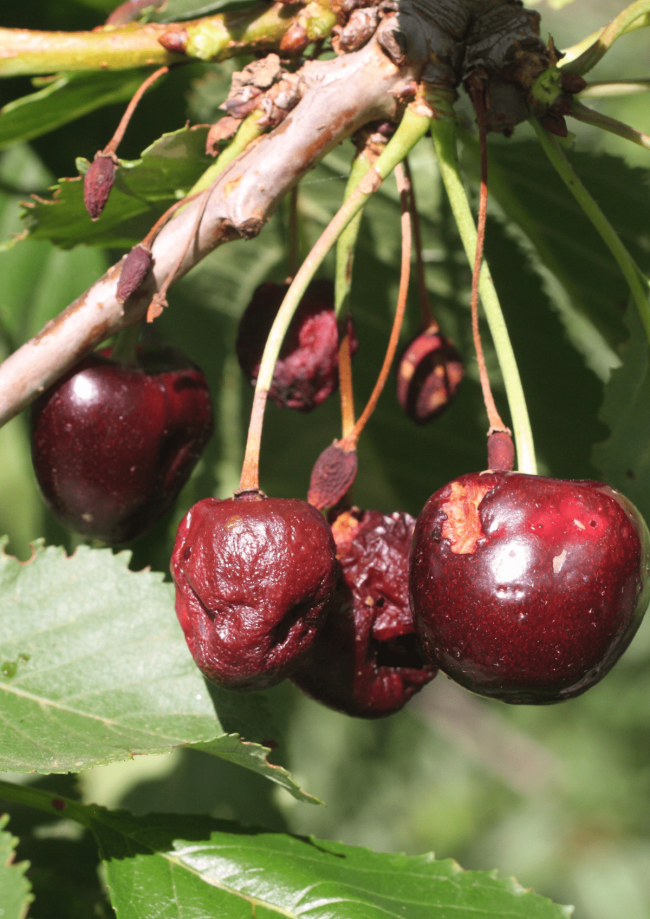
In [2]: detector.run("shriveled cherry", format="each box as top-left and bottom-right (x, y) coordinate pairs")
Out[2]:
(31, 344), (213, 544)
(292, 508), (436, 717)
(396, 326), (464, 424)
(236, 279), (358, 411)
(171, 492), (338, 691)
(410, 472), (650, 704)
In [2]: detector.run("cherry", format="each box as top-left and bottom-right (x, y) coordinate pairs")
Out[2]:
(236, 279), (358, 411)
(171, 492), (338, 691)
(30, 344), (213, 544)
(396, 326), (464, 424)
(410, 472), (650, 704)
(292, 508), (436, 717)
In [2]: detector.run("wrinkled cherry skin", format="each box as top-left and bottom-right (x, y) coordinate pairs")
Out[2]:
(292, 509), (436, 717)
(410, 473), (650, 704)
(31, 345), (213, 544)
(236, 279), (358, 411)
(171, 494), (338, 691)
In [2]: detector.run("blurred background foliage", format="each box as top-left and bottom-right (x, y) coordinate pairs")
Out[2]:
(1, 1), (650, 917)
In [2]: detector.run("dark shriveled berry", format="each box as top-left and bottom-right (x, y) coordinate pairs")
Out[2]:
(292, 508), (436, 717)
(31, 345), (213, 544)
(171, 494), (338, 691)
(236, 279), (358, 411)
(410, 472), (650, 704)
(83, 154), (116, 221)
(396, 327), (464, 424)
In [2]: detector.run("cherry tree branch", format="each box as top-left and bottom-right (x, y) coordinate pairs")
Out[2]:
(0, 19), (419, 428)
(0, 0), (337, 76)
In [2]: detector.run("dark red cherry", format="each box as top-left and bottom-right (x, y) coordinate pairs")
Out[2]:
(396, 326), (464, 424)
(236, 279), (358, 411)
(171, 493), (338, 691)
(30, 344), (213, 544)
(410, 472), (650, 704)
(292, 508), (436, 717)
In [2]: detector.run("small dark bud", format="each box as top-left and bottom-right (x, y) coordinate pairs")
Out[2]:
(157, 29), (188, 54)
(279, 22), (309, 54)
(308, 443), (358, 511)
(488, 431), (515, 472)
(396, 327), (464, 424)
(117, 245), (152, 303)
(83, 154), (116, 221)
(539, 112), (568, 137)
(561, 72), (587, 94)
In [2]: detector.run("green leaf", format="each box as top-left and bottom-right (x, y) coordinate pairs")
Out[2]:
(152, 0), (259, 21)
(88, 808), (572, 919)
(0, 541), (315, 803)
(0, 71), (147, 152)
(592, 302), (650, 523)
(22, 125), (213, 248)
(0, 814), (32, 919)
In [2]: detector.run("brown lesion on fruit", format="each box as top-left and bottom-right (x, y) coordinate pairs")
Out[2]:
(441, 479), (494, 554)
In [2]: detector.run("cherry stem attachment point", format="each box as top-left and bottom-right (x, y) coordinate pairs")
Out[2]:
(238, 106), (432, 492)
(404, 157), (435, 331)
(188, 110), (266, 197)
(110, 322), (140, 366)
(340, 162), (412, 450)
(429, 110), (537, 475)
(532, 118), (650, 346)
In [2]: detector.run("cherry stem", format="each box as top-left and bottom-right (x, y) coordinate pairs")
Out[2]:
(562, 0), (650, 76)
(429, 111), (537, 475)
(469, 87), (508, 435)
(335, 150), (372, 437)
(580, 80), (650, 99)
(238, 106), (432, 491)
(0, 780), (91, 828)
(570, 99), (650, 152)
(287, 185), (300, 280)
(533, 119), (650, 345)
(340, 162), (412, 450)
(103, 65), (170, 156)
(404, 157), (436, 331)
(188, 109), (265, 197)
(110, 323), (140, 366)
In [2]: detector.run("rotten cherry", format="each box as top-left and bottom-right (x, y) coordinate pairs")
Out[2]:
(409, 472), (650, 704)
(171, 492), (338, 691)
(396, 326), (464, 424)
(292, 507), (436, 717)
(236, 279), (358, 411)
(31, 344), (213, 544)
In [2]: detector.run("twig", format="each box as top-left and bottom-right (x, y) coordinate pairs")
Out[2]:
(570, 99), (650, 152)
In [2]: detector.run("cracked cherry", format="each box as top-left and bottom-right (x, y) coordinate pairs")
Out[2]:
(236, 279), (358, 411)
(292, 508), (436, 717)
(31, 344), (213, 544)
(396, 326), (464, 424)
(171, 492), (338, 691)
(410, 472), (650, 704)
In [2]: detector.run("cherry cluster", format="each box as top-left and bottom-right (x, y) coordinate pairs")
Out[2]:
(30, 271), (650, 718)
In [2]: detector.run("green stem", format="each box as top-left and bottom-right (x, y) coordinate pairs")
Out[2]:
(580, 80), (650, 99)
(238, 106), (432, 490)
(188, 110), (265, 197)
(110, 322), (140, 365)
(570, 99), (650, 152)
(562, 0), (650, 76)
(0, 780), (91, 828)
(430, 115), (537, 475)
(0, 1), (337, 77)
(532, 118), (650, 344)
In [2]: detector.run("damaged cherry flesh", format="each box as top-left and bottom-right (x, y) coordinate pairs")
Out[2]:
(410, 472), (650, 704)
(171, 493), (338, 691)
(236, 279), (358, 411)
(396, 327), (464, 424)
(292, 508), (436, 717)
(31, 345), (213, 544)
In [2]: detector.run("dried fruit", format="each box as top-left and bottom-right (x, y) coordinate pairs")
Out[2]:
(83, 153), (117, 221)
(171, 493), (338, 691)
(396, 326), (464, 424)
(292, 508), (436, 717)
(236, 279), (358, 411)
(31, 344), (213, 543)
(410, 472), (650, 703)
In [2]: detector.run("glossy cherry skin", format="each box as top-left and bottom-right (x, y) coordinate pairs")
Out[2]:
(171, 493), (338, 691)
(31, 345), (213, 544)
(410, 472), (650, 704)
(236, 279), (358, 411)
(292, 508), (436, 717)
